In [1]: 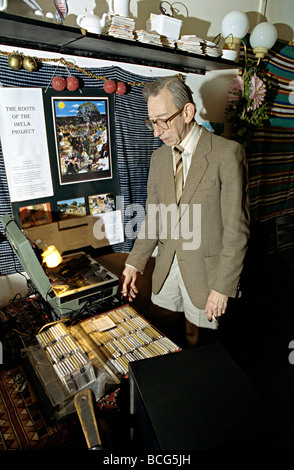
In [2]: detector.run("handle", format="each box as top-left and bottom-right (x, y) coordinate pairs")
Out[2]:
(159, 1), (174, 17)
(74, 389), (103, 450)
(76, 14), (84, 27)
(108, 0), (114, 15)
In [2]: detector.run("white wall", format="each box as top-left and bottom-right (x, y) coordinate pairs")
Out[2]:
(0, 0), (293, 304)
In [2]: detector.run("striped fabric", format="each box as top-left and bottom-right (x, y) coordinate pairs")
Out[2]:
(267, 43), (294, 128)
(248, 127), (294, 220)
(0, 56), (162, 275)
(246, 40), (294, 221)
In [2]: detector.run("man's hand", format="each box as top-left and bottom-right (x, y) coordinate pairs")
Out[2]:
(121, 266), (139, 302)
(205, 290), (228, 322)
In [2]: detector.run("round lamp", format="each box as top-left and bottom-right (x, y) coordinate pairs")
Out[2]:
(221, 10), (249, 50)
(249, 22), (278, 58)
(41, 245), (63, 268)
(221, 10), (249, 58)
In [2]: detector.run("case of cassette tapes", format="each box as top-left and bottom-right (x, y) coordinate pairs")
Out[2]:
(35, 322), (96, 395)
(69, 305), (181, 379)
(25, 305), (181, 418)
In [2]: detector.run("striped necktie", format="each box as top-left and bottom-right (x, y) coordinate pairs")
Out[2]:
(174, 145), (184, 205)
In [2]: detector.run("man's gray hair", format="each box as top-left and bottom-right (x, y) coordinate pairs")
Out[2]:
(142, 75), (195, 110)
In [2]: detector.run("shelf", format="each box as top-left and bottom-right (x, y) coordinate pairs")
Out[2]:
(0, 12), (241, 75)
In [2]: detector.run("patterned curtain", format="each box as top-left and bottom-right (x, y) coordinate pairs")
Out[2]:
(246, 40), (294, 221)
(0, 55), (162, 275)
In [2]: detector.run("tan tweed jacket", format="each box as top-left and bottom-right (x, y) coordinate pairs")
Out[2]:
(125, 128), (250, 310)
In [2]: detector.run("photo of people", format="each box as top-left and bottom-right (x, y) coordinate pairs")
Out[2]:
(88, 193), (115, 215)
(52, 97), (113, 185)
(57, 197), (86, 219)
(19, 203), (52, 228)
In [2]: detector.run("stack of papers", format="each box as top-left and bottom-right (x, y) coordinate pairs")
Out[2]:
(176, 35), (221, 57)
(161, 36), (176, 48)
(176, 35), (205, 54)
(135, 29), (163, 46)
(135, 30), (176, 48)
(102, 15), (136, 40)
(204, 39), (221, 57)
(102, 18), (221, 55)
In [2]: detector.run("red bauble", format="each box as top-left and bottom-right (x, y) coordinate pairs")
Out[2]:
(52, 76), (66, 91)
(66, 76), (79, 91)
(116, 81), (127, 95)
(104, 80), (117, 94)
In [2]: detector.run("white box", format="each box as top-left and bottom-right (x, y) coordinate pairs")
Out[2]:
(147, 14), (182, 40)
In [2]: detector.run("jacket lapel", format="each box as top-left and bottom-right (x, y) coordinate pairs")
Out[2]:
(158, 146), (177, 205)
(181, 128), (211, 206)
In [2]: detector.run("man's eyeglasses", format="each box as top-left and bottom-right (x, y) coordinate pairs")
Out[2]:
(145, 107), (184, 131)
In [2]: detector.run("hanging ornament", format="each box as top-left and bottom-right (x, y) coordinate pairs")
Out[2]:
(23, 56), (38, 72)
(104, 79), (117, 94)
(2, 52), (139, 92)
(66, 75), (80, 91)
(52, 76), (67, 91)
(116, 81), (127, 95)
(8, 52), (22, 70)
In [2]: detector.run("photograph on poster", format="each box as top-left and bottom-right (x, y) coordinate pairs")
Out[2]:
(88, 193), (115, 216)
(51, 97), (112, 185)
(19, 203), (52, 228)
(57, 197), (86, 219)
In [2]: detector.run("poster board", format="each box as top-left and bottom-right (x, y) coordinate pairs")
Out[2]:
(0, 87), (123, 251)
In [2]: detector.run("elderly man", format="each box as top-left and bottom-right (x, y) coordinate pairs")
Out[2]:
(122, 76), (250, 346)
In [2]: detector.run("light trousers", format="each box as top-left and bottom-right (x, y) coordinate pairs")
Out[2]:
(151, 255), (218, 330)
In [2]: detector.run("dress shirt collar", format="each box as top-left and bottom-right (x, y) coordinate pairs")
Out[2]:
(172, 123), (202, 182)
(173, 122), (202, 157)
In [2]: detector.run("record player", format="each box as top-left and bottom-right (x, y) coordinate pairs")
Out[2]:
(2, 214), (118, 319)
